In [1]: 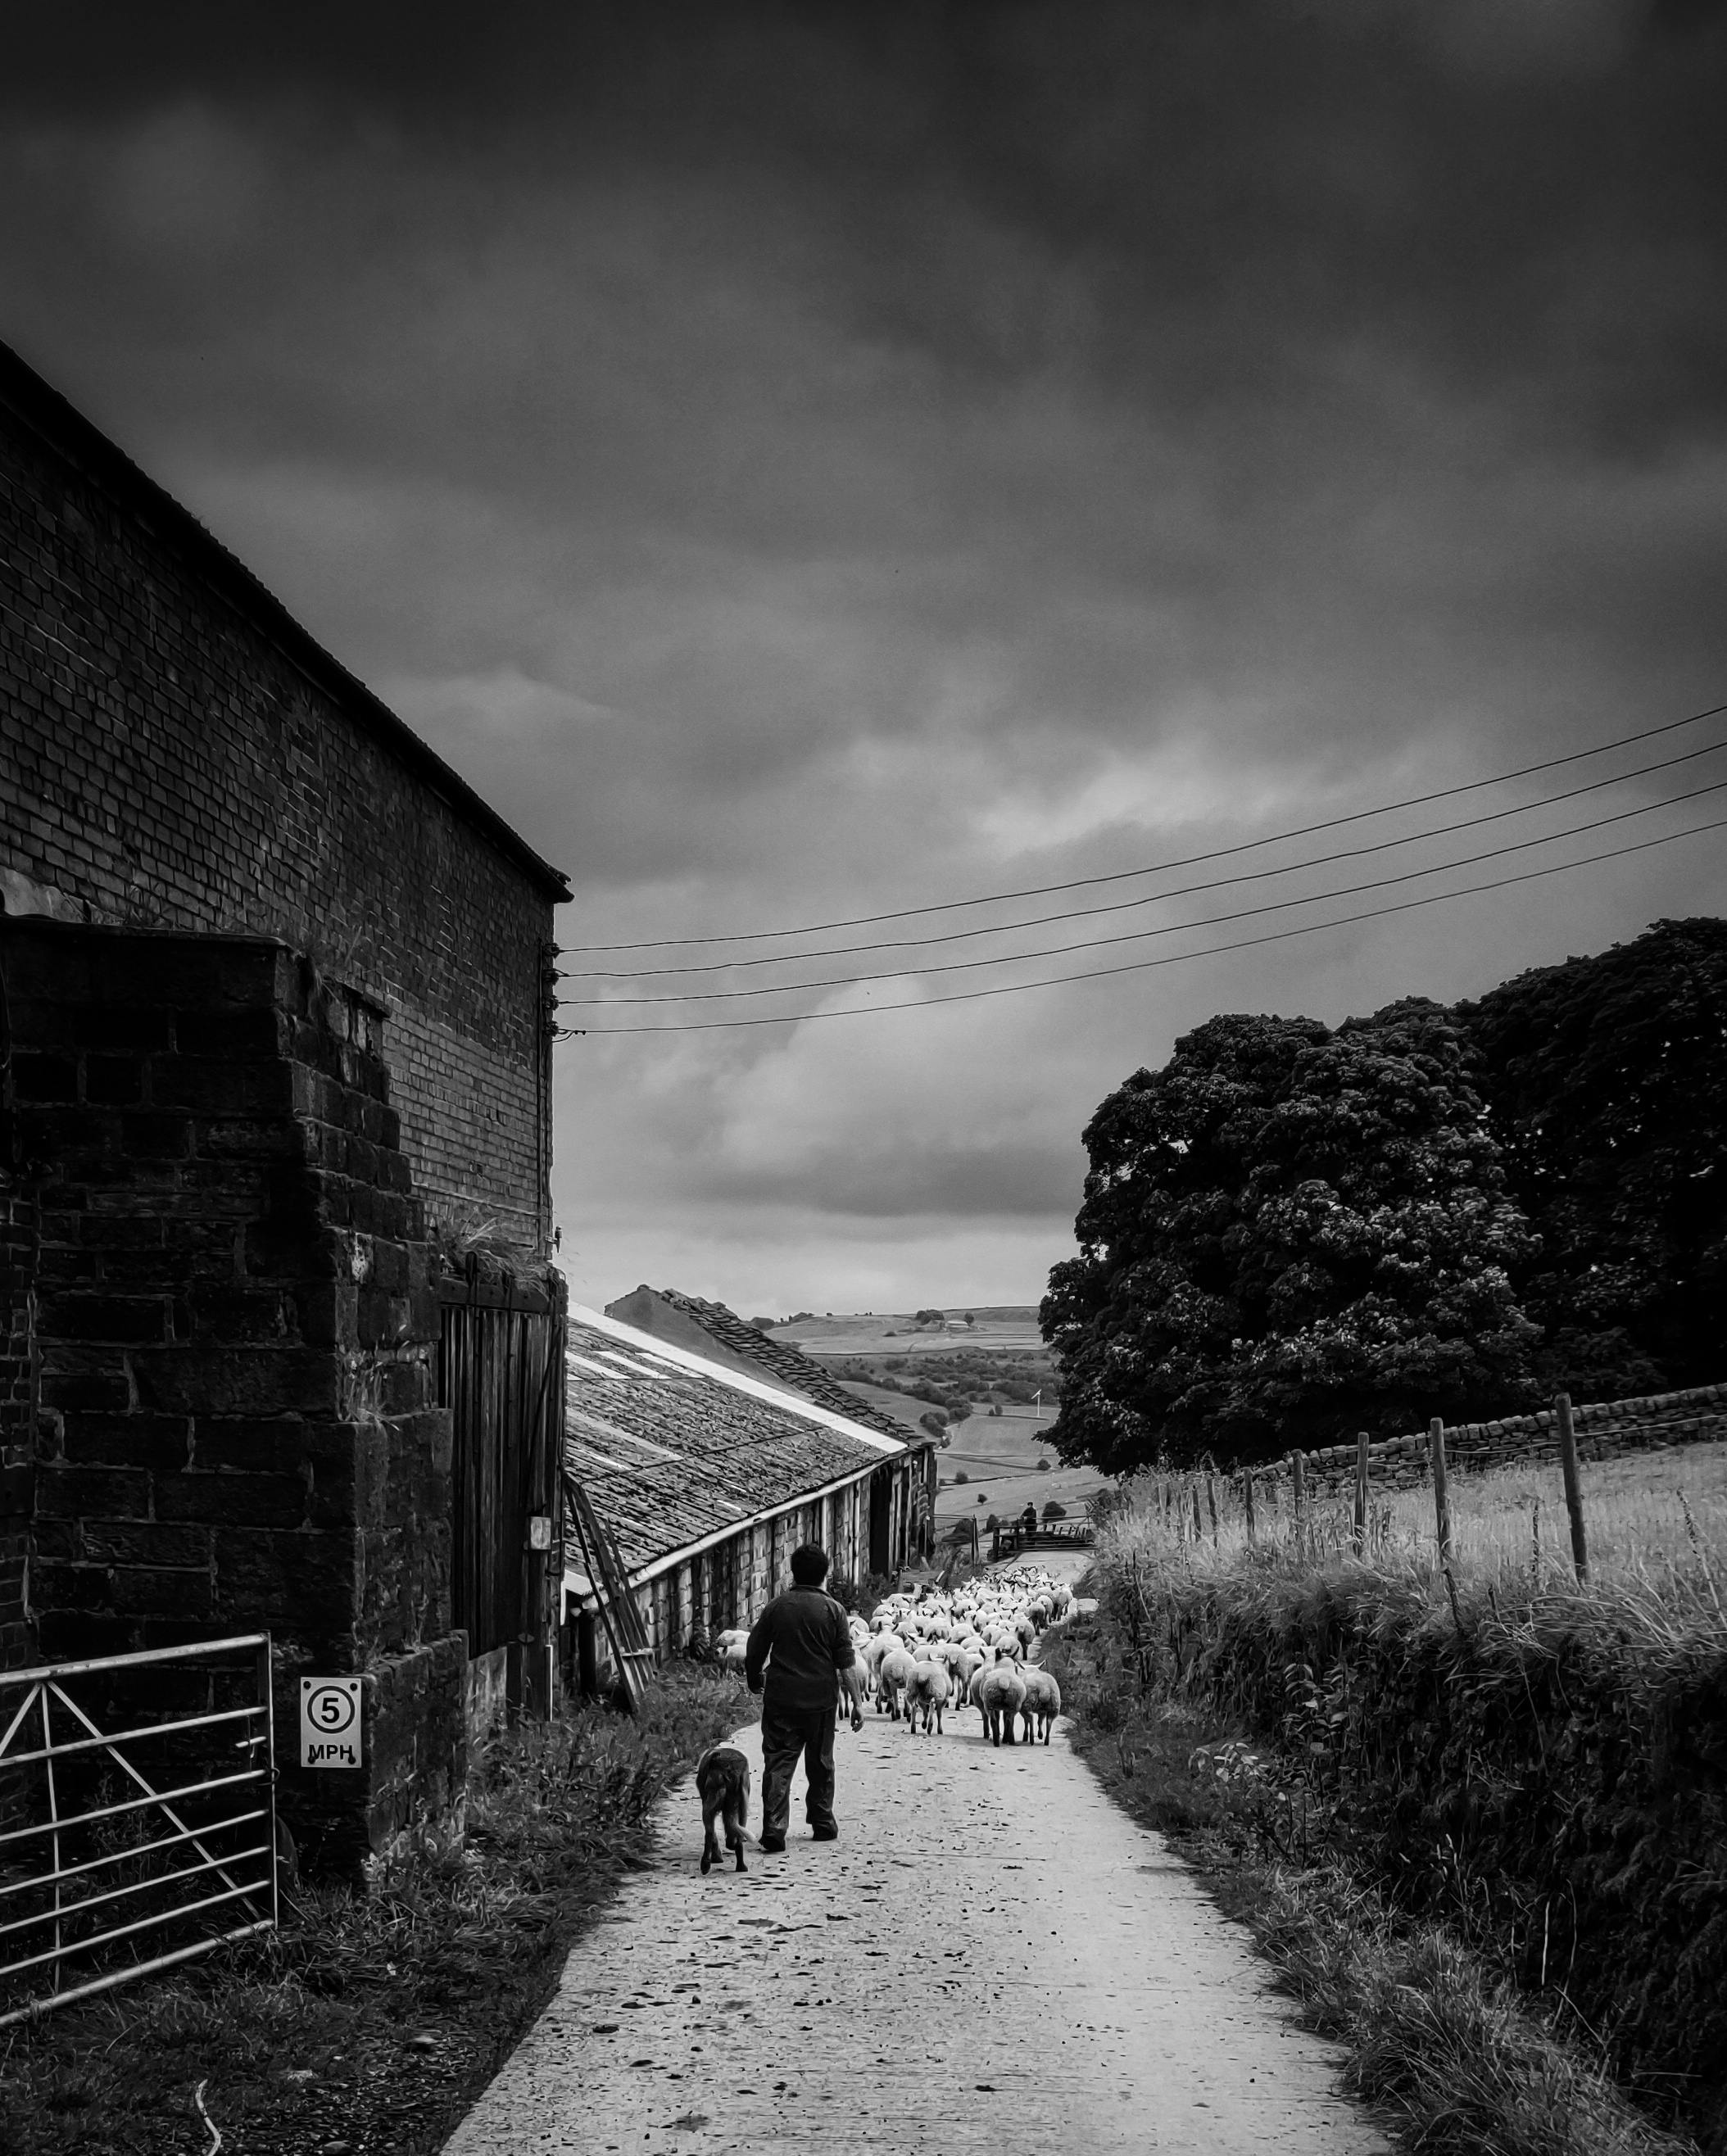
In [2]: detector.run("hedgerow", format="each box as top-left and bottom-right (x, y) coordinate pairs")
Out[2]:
(1087, 1509), (1727, 2149)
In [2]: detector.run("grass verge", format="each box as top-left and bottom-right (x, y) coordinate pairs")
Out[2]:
(1041, 1615), (1700, 2156)
(2, 1664), (757, 2156)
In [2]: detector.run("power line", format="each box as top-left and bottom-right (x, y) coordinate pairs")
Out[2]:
(555, 812), (1727, 1036)
(558, 776), (1727, 1006)
(559, 732), (1727, 979)
(558, 698), (1727, 953)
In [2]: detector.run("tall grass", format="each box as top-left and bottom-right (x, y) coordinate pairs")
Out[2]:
(2, 1665), (756, 2156)
(1108, 1440), (1727, 1633)
(1081, 1444), (1727, 2150)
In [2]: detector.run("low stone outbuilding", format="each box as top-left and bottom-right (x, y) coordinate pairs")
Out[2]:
(560, 1306), (920, 1690)
(602, 1285), (939, 1566)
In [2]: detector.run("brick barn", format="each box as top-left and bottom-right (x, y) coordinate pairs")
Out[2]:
(0, 341), (569, 1872)
(560, 1307), (929, 1691)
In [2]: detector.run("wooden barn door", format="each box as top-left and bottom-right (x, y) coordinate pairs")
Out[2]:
(439, 1262), (567, 1723)
(868, 1468), (891, 1577)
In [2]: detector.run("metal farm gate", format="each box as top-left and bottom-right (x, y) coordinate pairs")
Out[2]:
(439, 1262), (567, 1721)
(0, 1635), (276, 2022)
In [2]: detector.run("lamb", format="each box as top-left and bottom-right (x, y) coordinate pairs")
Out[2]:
(949, 1646), (982, 1706)
(903, 1659), (951, 1736)
(864, 1632), (900, 1708)
(979, 1662), (1027, 1748)
(877, 1646), (918, 1722)
(1019, 1666), (1061, 1744)
(694, 1745), (751, 1874)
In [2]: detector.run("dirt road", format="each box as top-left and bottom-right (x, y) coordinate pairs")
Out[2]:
(444, 1678), (1387, 2155)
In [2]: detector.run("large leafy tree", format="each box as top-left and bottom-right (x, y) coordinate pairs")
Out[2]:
(1458, 918), (1727, 1398)
(1041, 999), (1539, 1471)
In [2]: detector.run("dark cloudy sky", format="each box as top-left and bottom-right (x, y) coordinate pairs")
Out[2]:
(6, 2), (1725, 1313)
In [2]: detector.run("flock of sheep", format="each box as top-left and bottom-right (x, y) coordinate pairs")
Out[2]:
(719, 1565), (1071, 1747)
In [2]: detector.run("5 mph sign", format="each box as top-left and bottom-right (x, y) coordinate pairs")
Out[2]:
(300, 1677), (364, 1769)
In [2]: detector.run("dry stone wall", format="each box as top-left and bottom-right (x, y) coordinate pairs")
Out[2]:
(1263, 1384), (1727, 1497)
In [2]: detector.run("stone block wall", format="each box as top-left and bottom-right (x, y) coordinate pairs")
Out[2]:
(612, 1484), (873, 1673)
(1259, 1383), (1727, 1500)
(0, 915), (465, 1877)
(0, 342), (564, 1252)
(0, 1186), (32, 1667)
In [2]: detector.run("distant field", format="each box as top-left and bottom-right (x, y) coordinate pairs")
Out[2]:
(768, 1307), (1045, 1356)
(832, 1379), (941, 1440)
(931, 1403), (1112, 1533)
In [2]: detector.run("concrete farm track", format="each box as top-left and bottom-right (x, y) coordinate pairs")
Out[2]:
(443, 1698), (1387, 2154)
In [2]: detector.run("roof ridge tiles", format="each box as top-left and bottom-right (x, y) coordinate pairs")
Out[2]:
(655, 1287), (918, 1445)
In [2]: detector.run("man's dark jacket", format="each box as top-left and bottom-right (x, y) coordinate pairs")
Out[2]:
(745, 1586), (855, 1712)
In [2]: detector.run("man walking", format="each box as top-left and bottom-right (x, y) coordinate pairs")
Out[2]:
(745, 1543), (864, 1851)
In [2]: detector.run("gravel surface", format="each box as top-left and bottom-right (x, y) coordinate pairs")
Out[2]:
(443, 1672), (1387, 2155)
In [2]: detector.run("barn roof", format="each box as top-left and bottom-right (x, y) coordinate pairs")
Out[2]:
(562, 1304), (904, 1597)
(604, 1284), (925, 1447)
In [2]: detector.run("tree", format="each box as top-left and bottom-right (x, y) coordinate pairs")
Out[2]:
(1042, 1501), (1067, 1521)
(914, 1307), (945, 1326)
(1041, 1000), (1538, 1472)
(1458, 918), (1727, 1397)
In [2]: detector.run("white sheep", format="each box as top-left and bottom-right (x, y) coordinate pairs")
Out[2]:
(1019, 1665), (1061, 1744)
(903, 1659), (951, 1736)
(877, 1646), (918, 1721)
(978, 1662), (1027, 1747)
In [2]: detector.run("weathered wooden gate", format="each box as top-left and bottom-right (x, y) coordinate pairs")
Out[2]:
(439, 1261), (566, 1725)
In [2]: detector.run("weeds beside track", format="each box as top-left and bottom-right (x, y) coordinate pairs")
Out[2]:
(2, 1665), (757, 2156)
(1047, 1444), (1727, 2154)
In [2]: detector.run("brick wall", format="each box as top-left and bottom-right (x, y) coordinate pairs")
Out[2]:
(1, 917), (466, 1875)
(0, 1185), (32, 1666)
(0, 347), (565, 1251)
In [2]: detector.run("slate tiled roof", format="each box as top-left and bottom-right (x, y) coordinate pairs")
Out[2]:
(563, 1305), (903, 1583)
(650, 1289), (921, 1446)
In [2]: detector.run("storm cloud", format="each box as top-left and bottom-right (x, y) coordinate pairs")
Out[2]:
(5, 2), (1725, 1311)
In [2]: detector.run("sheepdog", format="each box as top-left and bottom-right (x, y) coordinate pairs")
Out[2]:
(695, 1744), (752, 1875)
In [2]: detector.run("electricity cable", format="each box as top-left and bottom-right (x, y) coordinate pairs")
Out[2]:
(557, 776), (1727, 1006)
(555, 811), (1727, 1035)
(557, 698), (1727, 953)
(558, 732), (1727, 979)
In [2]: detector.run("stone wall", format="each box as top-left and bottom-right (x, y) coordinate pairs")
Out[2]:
(0, 343), (564, 1251)
(0, 916), (465, 1876)
(576, 1479), (877, 1685)
(1258, 1384), (1727, 1499)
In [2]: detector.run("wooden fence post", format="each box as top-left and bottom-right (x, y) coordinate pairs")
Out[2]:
(1290, 1450), (1307, 1549)
(1191, 1479), (1204, 1542)
(1353, 1431), (1370, 1555)
(1244, 1472), (1257, 1542)
(1204, 1473), (1219, 1542)
(1430, 1416), (1453, 1565)
(1555, 1392), (1589, 1583)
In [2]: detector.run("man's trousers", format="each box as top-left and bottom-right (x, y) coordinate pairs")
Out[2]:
(759, 1700), (837, 1839)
